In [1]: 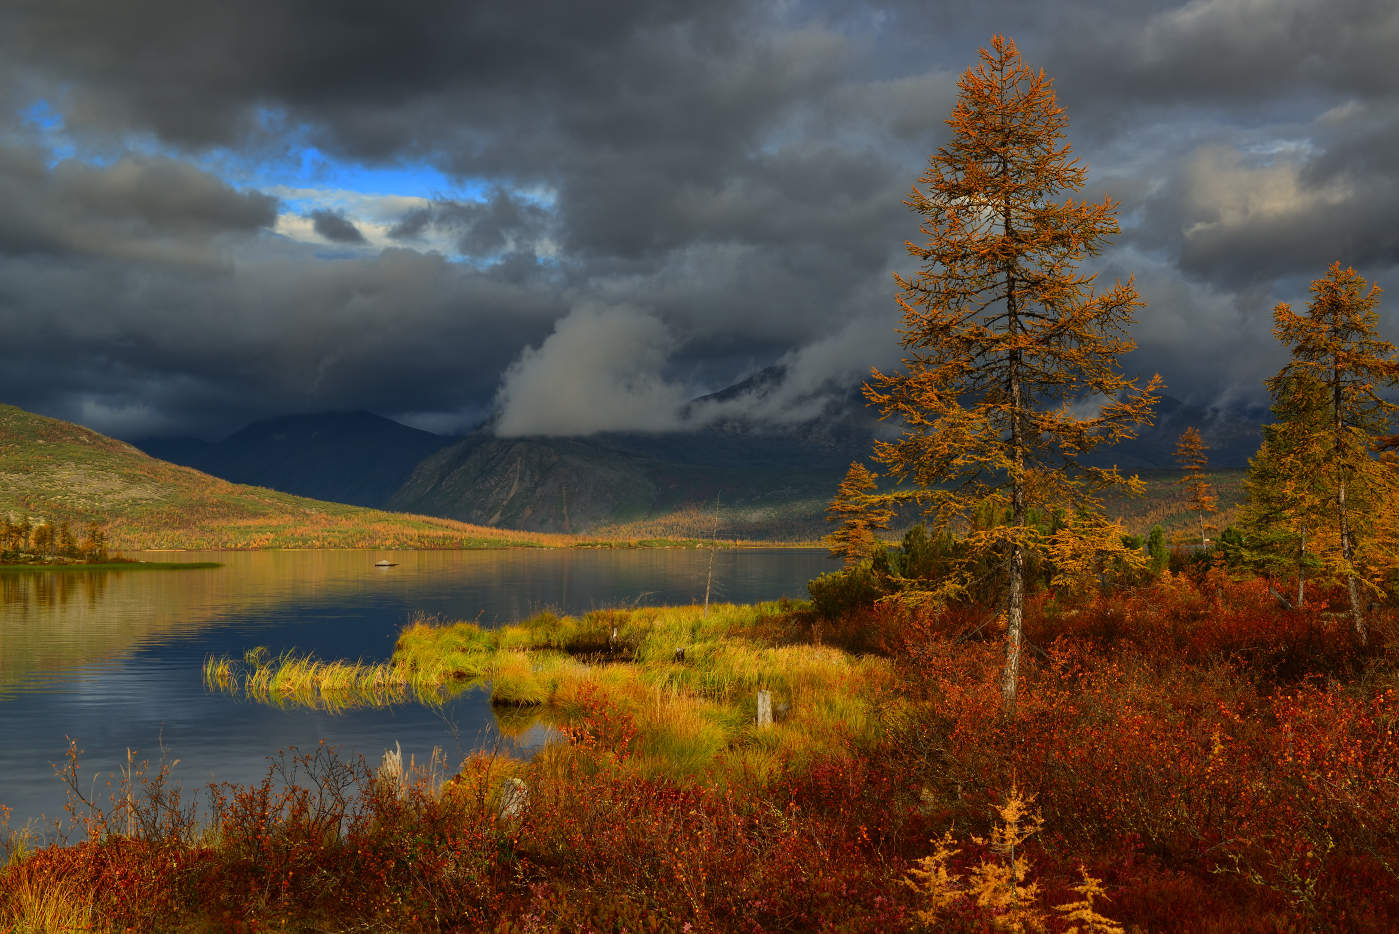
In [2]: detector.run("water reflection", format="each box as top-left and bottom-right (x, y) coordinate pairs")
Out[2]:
(1, 568), (112, 611)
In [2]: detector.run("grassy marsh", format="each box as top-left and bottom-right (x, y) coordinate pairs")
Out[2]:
(204, 602), (898, 777)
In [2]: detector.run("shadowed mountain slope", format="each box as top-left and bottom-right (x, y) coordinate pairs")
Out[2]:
(135, 410), (454, 508)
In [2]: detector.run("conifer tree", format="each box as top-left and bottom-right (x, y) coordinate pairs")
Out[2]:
(1173, 426), (1217, 547)
(1268, 263), (1399, 641)
(80, 521), (108, 563)
(826, 462), (894, 566)
(1145, 524), (1168, 574)
(866, 35), (1159, 711)
(1239, 370), (1329, 606)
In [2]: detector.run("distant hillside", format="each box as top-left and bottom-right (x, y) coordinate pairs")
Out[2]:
(135, 410), (454, 507)
(386, 378), (1263, 535)
(0, 404), (563, 551)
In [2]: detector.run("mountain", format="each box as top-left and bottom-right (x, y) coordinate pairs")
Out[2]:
(0, 404), (557, 551)
(134, 410), (455, 508)
(122, 369), (1268, 541)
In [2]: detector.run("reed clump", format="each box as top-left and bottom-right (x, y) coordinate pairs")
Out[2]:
(202, 647), (444, 711)
(390, 602), (893, 777)
(0, 866), (96, 934)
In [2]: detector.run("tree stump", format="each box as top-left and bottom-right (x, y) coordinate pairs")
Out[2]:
(500, 777), (528, 820)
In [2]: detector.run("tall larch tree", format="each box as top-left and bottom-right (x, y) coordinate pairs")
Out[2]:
(866, 35), (1160, 712)
(1270, 262), (1399, 643)
(1174, 426), (1217, 547)
(826, 462), (894, 566)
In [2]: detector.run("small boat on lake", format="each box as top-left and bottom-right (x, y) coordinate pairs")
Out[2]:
(374, 560), (398, 568)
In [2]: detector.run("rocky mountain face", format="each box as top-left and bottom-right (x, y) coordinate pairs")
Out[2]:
(388, 429), (860, 534)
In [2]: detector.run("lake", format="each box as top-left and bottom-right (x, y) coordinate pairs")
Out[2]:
(0, 547), (834, 828)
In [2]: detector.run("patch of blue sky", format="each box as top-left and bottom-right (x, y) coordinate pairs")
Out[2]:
(260, 146), (491, 201)
(20, 99), (78, 165)
(21, 99), (62, 130)
(21, 99), (560, 219)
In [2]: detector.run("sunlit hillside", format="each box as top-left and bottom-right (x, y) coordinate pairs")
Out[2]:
(0, 404), (569, 550)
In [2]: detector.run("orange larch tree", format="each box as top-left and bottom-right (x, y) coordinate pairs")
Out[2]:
(866, 35), (1160, 712)
(825, 461), (894, 566)
(1174, 426), (1217, 547)
(1270, 262), (1399, 642)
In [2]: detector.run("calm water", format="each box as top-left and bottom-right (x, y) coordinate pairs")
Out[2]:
(0, 548), (833, 827)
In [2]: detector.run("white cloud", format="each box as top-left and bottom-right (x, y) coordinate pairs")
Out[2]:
(1180, 144), (1353, 241)
(494, 304), (693, 436)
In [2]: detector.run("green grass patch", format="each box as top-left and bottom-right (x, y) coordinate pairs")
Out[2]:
(0, 560), (222, 573)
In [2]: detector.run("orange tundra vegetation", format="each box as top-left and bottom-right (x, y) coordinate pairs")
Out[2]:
(4, 578), (1398, 932)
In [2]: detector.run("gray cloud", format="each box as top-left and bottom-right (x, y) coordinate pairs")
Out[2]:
(1, 0), (1397, 439)
(0, 145), (276, 261)
(309, 209), (366, 243)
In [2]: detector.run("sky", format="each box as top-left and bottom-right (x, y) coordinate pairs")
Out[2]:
(1, 0), (1397, 440)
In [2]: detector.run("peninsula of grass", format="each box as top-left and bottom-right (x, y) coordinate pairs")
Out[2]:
(0, 559), (221, 573)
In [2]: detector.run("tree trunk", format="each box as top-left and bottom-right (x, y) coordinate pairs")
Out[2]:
(1296, 530), (1306, 609)
(1001, 214), (1024, 714)
(1333, 357), (1366, 644)
(1002, 540), (1025, 713)
(1339, 476), (1366, 643)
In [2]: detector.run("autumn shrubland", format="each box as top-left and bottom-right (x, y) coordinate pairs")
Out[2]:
(3, 564), (1397, 932)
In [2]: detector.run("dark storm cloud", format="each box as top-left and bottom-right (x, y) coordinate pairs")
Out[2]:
(1116, 0), (1399, 103)
(387, 207), (432, 241)
(309, 208), (366, 243)
(0, 0), (751, 156)
(0, 145), (276, 260)
(1, 0), (1397, 437)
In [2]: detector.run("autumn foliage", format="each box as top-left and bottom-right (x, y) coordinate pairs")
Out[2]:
(825, 461), (893, 566)
(1261, 263), (1399, 641)
(864, 35), (1159, 710)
